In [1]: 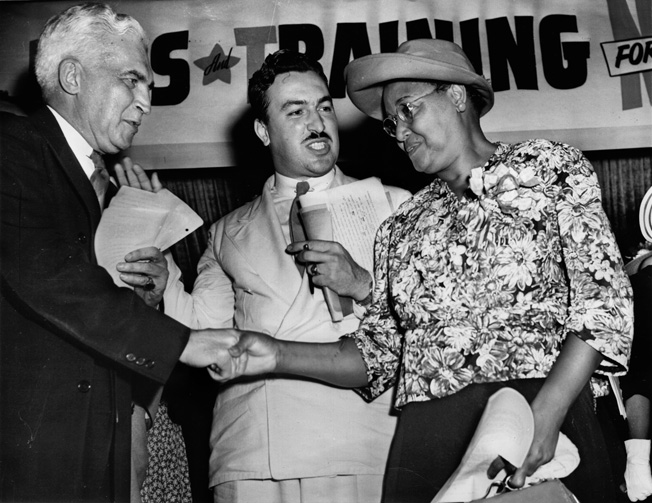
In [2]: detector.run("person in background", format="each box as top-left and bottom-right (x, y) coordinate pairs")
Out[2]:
(619, 185), (652, 502)
(154, 49), (411, 503)
(223, 39), (634, 503)
(0, 4), (241, 502)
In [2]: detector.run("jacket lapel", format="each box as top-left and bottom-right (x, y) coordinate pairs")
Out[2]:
(29, 107), (102, 227)
(223, 168), (355, 327)
(226, 183), (304, 308)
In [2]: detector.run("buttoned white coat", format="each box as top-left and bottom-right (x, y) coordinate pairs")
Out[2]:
(165, 168), (411, 487)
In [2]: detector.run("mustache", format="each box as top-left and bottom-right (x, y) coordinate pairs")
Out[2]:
(304, 131), (331, 142)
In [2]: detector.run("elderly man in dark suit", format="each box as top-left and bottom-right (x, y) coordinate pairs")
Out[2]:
(0, 4), (239, 502)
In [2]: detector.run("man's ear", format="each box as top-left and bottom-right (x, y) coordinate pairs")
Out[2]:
(58, 58), (82, 96)
(448, 84), (467, 113)
(254, 118), (270, 146)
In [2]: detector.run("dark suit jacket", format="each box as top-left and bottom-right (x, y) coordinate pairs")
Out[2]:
(0, 108), (190, 502)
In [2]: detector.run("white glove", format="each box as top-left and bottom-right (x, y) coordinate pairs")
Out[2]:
(625, 439), (652, 501)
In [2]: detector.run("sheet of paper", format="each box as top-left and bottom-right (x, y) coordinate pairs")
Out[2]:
(299, 177), (393, 273)
(609, 375), (628, 418)
(95, 186), (203, 287)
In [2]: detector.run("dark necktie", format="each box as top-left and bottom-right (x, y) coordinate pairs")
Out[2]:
(289, 181), (310, 274)
(89, 150), (110, 206)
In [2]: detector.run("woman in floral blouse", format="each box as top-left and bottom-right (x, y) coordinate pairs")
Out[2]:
(226, 39), (633, 503)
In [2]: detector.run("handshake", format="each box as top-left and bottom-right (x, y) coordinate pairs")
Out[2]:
(179, 329), (278, 381)
(178, 329), (367, 389)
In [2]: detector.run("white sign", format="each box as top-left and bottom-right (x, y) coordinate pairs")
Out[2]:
(1, 0), (650, 169)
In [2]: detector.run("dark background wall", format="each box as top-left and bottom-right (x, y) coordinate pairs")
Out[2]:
(160, 145), (652, 289)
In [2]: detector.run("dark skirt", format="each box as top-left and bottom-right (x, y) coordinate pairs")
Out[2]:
(382, 379), (615, 503)
(620, 268), (652, 401)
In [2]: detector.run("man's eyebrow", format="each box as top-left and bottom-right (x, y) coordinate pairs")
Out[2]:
(280, 95), (333, 111)
(280, 99), (307, 112)
(121, 69), (153, 87)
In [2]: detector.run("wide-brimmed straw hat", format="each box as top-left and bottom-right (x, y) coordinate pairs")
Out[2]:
(625, 249), (652, 276)
(624, 186), (652, 275)
(344, 38), (494, 121)
(639, 185), (652, 243)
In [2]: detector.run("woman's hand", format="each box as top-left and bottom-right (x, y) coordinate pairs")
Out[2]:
(510, 395), (564, 486)
(228, 331), (280, 376)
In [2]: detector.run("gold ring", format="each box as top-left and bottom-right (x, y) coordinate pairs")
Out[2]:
(143, 277), (155, 290)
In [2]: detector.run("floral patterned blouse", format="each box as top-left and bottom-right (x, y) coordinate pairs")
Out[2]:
(349, 139), (633, 408)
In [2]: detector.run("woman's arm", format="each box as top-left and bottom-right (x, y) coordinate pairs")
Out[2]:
(509, 144), (633, 486)
(228, 333), (369, 388)
(510, 334), (602, 487)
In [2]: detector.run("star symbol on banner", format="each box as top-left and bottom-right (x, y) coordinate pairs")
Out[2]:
(193, 43), (240, 86)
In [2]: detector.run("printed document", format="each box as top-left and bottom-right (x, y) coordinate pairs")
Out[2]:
(95, 186), (203, 287)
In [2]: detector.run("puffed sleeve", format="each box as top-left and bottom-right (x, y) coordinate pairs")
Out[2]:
(346, 213), (404, 401)
(552, 141), (633, 373)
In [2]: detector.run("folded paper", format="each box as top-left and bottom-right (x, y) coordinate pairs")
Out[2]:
(95, 186), (203, 288)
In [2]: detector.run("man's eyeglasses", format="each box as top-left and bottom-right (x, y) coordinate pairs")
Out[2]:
(382, 88), (439, 137)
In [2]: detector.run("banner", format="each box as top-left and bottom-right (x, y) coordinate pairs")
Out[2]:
(1, 0), (650, 169)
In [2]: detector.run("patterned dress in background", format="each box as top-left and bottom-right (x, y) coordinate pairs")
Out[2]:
(141, 402), (192, 503)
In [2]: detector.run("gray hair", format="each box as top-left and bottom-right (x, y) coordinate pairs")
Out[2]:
(35, 3), (148, 100)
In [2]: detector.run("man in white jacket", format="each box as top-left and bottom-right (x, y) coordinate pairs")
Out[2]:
(164, 49), (411, 503)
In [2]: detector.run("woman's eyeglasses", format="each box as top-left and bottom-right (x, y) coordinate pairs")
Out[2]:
(382, 88), (439, 137)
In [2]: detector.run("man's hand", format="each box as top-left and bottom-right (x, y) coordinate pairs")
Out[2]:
(286, 240), (372, 301)
(116, 246), (168, 307)
(180, 329), (247, 381)
(114, 156), (163, 192)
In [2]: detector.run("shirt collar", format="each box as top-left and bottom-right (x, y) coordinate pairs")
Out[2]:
(272, 167), (337, 199)
(48, 105), (95, 180)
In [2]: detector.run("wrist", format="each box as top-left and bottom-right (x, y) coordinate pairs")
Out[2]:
(358, 289), (373, 306)
(275, 339), (291, 374)
(179, 332), (194, 365)
(354, 273), (374, 305)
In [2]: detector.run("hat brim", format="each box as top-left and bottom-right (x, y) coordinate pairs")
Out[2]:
(640, 186), (652, 243)
(344, 52), (494, 121)
(625, 250), (652, 276)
